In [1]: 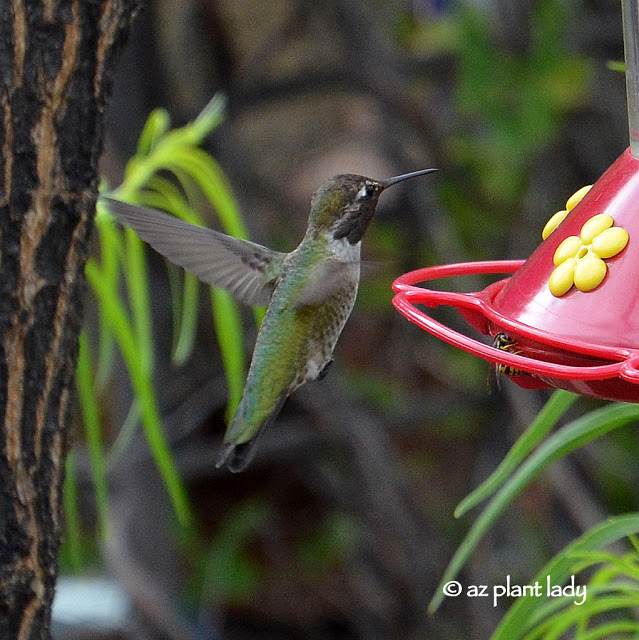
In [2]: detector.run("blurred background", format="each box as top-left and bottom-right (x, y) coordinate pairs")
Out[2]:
(55, 0), (639, 638)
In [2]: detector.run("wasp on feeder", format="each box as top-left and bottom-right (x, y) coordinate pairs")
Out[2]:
(488, 333), (525, 391)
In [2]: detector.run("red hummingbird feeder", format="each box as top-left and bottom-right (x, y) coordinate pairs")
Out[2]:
(392, 2), (639, 403)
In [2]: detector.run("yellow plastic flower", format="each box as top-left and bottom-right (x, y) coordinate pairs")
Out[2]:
(548, 213), (629, 296)
(542, 185), (592, 240)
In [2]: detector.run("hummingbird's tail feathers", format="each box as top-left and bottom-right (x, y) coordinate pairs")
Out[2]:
(101, 197), (286, 306)
(216, 439), (260, 473)
(215, 417), (271, 473)
(215, 393), (289, 472)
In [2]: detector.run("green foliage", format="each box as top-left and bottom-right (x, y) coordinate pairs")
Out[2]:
(294, 510), (358, 575)
(60, 450), (102, 574)
(430, 400), (639, 614)
(61, 452), (84, 573)
(69, 96), (259, 550)
(103, 94), (259, 419)
(425, 387), (639, 639)
(491, 521), (639, 640)
(76, 331), (109, 540)
(404, 0), (592, 260)
(343, 368), (406, 414)
(193, 499), (269, 606)
(85, 254), (192, 527)
(450, 0), (590, 204)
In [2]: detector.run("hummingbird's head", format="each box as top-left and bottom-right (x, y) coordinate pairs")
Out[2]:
(307, 169), (437, 245)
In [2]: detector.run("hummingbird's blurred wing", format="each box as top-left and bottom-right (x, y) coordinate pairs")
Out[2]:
(292, 258), (357, 308)
(102, 197), (286, 306)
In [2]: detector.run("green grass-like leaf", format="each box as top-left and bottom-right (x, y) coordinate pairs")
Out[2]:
(569, 550), (639, 583)
(455, 390), (578, 517)
(606, 61), (626, 73)
(165, 147), (249, 239)
(211, 288), (246, 419)
(524, 595), (639, 640)
(136, 176), (207, 366)
(136, 108), (170, 156)
(76, 331), (109, 540)
(168, 267), (200, 367)
(93, 211), (122, 390)
(105, 399), (141, 470)
(122, 227), (154, 374)
(578, 620), (639, 640)
(86, 259), (193, 527)
(61, 451), (84, 573)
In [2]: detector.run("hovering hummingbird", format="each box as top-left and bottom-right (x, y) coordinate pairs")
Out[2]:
(103, 167), (436, 472)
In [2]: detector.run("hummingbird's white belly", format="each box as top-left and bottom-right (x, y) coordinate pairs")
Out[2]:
(297, 242), (361, 385)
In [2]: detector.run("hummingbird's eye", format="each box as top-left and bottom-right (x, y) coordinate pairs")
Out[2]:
(356, 183), (375, 199)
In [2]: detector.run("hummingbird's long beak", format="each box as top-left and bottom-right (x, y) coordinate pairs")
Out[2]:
(379, 167), (438, 190)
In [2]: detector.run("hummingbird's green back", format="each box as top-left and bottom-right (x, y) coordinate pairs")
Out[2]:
(223, 233), (360, 446)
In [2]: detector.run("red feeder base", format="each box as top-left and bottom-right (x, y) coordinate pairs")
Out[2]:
(392, 149), (639, 403)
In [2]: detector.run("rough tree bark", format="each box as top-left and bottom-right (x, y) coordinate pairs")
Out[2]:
(0, 1), (138, 637)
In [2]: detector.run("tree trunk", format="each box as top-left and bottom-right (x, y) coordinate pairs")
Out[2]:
(0, 1), (138, 637)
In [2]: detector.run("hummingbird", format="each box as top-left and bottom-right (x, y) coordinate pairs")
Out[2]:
(103, 167), (436, 472)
